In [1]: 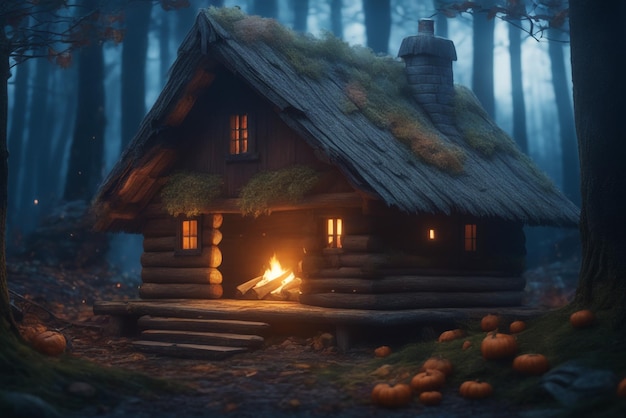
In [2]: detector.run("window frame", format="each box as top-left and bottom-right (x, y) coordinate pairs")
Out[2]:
(464, 223), (477, 252)
(326, 218), (343, 249)
(175, 217), (202, 255)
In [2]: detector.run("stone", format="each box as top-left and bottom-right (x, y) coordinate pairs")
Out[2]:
(540, 361), (617, 405)
(0, 391), (60, 418)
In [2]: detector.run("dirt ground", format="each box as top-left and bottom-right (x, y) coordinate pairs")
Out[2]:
(7, 259), (571, 417)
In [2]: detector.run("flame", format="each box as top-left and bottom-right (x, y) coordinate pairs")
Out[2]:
(253, 254), (296, 295)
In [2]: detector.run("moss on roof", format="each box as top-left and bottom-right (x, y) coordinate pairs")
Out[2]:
(208, 7), (465, 174)
(161, 171), (223, 217)
(239, 165), (320, 217)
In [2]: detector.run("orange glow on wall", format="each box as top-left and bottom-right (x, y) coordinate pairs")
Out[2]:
(181, 219), (198, 250)
(230, 114), (248, 154)
(464, 224), (477, 251)
(327, 218), (343, 248)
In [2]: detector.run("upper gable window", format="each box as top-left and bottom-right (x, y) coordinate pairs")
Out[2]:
(229, 114), (248, 155)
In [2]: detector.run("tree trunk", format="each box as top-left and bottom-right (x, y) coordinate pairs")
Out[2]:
(293, 0), (309, 32)
(433, 0), (449, 38)
(508, 22), (528, 153)
(159, 10), (171, 83)
(0, 26), (17, 334)
(549, 29), (580, 206)
(63, 38), (105, 201)
(472, 5), (495, 118)
(6, 56), (28, 235)
(570, 0), (626, 328)
(121, 1), (152, 148)
(330, 0), (343, 38)
(251, 0), (278, 18)
(363, 0), (391, 54)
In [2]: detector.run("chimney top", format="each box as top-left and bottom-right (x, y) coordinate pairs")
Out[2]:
(418, 19), (434, 36)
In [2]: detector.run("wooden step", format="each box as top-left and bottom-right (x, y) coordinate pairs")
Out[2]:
(138, 315), (270, 335)
(140, 329), (264, 348)
(132, 340), (247, 360)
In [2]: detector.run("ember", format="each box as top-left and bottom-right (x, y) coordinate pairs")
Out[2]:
(236, 255), (301, 301)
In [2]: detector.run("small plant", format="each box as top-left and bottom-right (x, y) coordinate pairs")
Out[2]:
(161, 171), (222, 217)
(238, 165), (319, 217)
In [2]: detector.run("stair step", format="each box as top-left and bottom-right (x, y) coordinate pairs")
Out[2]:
(140, 329), (264, 348)
(133, 340), (247, 360)
(138, 315), (270, 335)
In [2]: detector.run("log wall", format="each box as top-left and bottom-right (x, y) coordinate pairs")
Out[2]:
(139, 213), (224, 299)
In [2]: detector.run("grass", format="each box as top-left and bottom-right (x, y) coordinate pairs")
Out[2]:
(316, 306), (626, 416)
(0, 331), (182, 415)
(161, 171), (222, 217)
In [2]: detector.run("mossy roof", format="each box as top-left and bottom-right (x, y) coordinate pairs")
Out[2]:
(93, 7), (579, 231)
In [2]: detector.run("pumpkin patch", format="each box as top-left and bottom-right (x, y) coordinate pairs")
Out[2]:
(459, 380), (493, 399)
(422, 357), (453, 376)
(371, 383), (412, 408)
(481, 331), (518, 360)
(418, 391), (443, 406)
(512, 354), (550, 375)
(480, 314), (500, 332)
(410, 369), (446, 393)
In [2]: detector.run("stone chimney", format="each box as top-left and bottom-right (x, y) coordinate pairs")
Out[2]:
(398, 19), (458, 136)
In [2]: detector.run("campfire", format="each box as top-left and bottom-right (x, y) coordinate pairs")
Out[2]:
(235, 254), (302, 301)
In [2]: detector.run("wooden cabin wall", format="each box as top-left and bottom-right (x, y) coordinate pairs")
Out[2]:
(139, 209), (224, 300)
(299, 211), (527, 310)
(174, 69), (349, 197)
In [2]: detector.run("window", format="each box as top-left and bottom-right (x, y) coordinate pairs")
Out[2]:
(464, 224), (477, 252)
(229, 114), (248, 155)
(181, 219), (199, 251)
(428, 229), (436, 240)
(327, 218), (343, 248)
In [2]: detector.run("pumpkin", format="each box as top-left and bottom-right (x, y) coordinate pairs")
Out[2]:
(570, 309), (595, 328)
(480, 314), (500, 332)
(31, 330), (66, 356)
(509, 320), (526, 334)
(459, 380), (493, 399)
(374, 345), (392, 358)
(481, 332), (518, 360)
(617, 378), (626, 398)
(422, 357), (453, 377)
(20, 324), (47, 342)
(438, 329), (464, 342)
(512, 354), (550, 375)
(410, 369), (446, 393)
(371, 383), (412, 408)
(462, 340), (472, 350)
(418, 391), (443, 406)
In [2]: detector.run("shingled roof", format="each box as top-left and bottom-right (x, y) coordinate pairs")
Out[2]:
(93, 7), (579, 231)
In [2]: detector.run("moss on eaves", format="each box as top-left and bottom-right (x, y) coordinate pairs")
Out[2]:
(239, 165), (319, 217)
(161, 171), (222, 217)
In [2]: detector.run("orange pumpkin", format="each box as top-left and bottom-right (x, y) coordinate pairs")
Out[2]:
(371, 383), (412, 408)
(480, 314), (500, 332)
(617, 378), (626, 398)
(481, 332), (518, 360)
(570, 309), (595, 328)
(438, 329), (464, 342)
(418, 391), (443, 406)
(509, 320), (526, 334)
(462, 340), (472, 350)
(512, 354), (550, 375)
(410, 369), (446, 393)
(459, 380), (493, 399)
(422, 357), (453, 377)
(374, 345), (392, 358)
(31, 330), (66, 356)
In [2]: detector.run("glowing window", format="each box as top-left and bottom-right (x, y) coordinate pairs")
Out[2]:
(464, 224), (477, 252)
(327, 218), (343, 248)
(181, 219), (198, 250)
(229, 114), (248, 154)
(428, 229), (436, 240)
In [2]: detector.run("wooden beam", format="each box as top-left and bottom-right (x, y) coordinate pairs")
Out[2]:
(141, 267), (222, 284)
(139, 283), (223, 299)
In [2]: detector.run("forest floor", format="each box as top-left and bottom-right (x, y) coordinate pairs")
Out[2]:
(6, 252), (582, 418)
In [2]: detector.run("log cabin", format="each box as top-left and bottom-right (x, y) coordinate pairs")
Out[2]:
(92, 8), (579, 312)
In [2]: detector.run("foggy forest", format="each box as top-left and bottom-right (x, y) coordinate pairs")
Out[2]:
(3, 1), (626, 417)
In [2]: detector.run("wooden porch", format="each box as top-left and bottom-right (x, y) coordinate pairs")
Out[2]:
(93, 298), (546, 356)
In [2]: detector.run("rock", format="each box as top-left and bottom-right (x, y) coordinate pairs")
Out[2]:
(540, 361), (617, 405)
(67, 381), (97, 398)
(0, 391), (60, 418)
